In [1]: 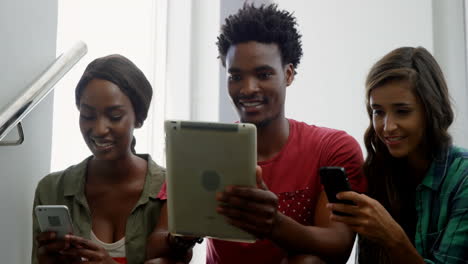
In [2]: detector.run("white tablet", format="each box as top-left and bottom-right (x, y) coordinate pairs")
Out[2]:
(165, 120), (257, 242)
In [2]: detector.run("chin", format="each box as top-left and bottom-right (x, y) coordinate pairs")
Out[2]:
(387, 149), (409, 159)
(92, 153), (117, 161)
(240, 117), (269, 127)
(241, 112), (279, 128)
(91, 148), (127, 161)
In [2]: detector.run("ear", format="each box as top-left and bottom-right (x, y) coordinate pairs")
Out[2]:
(284, 63), (295, 87)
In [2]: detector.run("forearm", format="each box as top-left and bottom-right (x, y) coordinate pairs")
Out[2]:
(146, 230), (194, 262)
(146, 229), (172, 259)
(270, 213), (354, 263)
(385, 233), (425, 264)
(146, 203), (192, 261)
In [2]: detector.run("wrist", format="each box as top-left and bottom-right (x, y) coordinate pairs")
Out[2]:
(383, 227), (425, 264)
(269, 211), (285, 240)
(385, 226), (409, 250)
(167, 233), (203, 253)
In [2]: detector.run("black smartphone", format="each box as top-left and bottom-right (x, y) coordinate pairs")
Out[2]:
(319, 166), (355, 216)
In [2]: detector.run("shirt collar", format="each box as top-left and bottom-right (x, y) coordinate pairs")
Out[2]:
(63, 154), (165, 202)
(138, 154), (165, 204)
(63, 156), (89, 196)
(420, 146), (452, 191)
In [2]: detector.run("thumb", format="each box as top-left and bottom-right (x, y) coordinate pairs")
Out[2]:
(255, 166), (268, 190)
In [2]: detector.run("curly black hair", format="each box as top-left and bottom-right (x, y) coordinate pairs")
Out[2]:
(216, 3), (303, 74)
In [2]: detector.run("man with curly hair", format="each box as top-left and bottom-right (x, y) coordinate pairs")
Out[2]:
(212, 3), (367, 264)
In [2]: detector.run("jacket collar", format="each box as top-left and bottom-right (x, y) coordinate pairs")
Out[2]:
(63, 154), (165, 203)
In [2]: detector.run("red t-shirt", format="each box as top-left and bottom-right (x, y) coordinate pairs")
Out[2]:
(157, 184), (167, 200)
(206, 119), (366, 264)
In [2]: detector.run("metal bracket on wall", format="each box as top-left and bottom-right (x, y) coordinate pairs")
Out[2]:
(0, 122), (24, 146)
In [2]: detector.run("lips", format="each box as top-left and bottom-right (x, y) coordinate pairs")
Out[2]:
(238, 97), (266, 113)
(384, 136), (405, 146)
(90, 138), (115, 152)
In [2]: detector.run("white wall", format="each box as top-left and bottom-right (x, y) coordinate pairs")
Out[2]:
(0, 0), (57, 262)
(432, 0), (468, 147)
(165, 0), (221, 123)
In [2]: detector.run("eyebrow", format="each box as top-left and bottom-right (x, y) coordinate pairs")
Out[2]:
(106, 105), (125, 111)
(370, 102), (412, 108)
(80, 104), (125, 111)
(228, 65), (275, 74)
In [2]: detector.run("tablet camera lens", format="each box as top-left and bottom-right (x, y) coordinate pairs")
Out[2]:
(201, 170), (220, 191)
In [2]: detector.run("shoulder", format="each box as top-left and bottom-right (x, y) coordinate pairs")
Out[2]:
(145, 154), (166, 179)
(143, 154), (166, 196)
(450, 146), (468, 163)
(290, 119), (361, 151)
(447, 146), (468, 178)
(35, 158), (88, 203)
(443, 146), (468, 198)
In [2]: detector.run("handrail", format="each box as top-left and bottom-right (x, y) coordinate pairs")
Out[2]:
(0, 41), (87, 145)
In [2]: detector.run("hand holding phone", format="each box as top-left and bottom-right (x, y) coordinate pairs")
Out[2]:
(35, 205), (74, 238)
(319, 166), (355, 216)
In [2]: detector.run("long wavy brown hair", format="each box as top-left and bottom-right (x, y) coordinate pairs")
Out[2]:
(358, 47), (454, 263)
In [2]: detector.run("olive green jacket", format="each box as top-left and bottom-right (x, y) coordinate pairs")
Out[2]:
(31, 154), (165, 264)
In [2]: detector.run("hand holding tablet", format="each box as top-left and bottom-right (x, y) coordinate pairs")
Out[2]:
(165, 120), (257, 242)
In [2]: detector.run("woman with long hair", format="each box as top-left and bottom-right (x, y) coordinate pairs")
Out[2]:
(328, 47), (468, 263)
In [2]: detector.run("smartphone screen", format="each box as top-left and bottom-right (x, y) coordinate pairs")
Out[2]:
(319, 166), (354, 216)
(35, 205), (74, 238)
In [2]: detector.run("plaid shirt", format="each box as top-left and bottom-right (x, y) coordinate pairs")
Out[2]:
(415, 146), (468, 263)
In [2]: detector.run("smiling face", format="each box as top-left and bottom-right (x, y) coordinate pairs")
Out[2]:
(78, 78), (138, 161)
(370, 80), (426, 161)
(226, 41), (294, 127)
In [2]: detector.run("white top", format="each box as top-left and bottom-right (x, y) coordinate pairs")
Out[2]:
(90, 230), (126, 258)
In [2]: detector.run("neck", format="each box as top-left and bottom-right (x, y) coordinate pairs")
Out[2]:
(257, 117), (289, 162)
(89, 153), (144, 183)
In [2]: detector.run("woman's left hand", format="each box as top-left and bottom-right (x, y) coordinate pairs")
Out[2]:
(62, 235), (117, 264)
(327, 191), (406, 248)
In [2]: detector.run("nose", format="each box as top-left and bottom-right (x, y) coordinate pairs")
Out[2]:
(92, 117), (110, 136)
(239, 77), (258, 96)
(383, 115), (397, 132)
